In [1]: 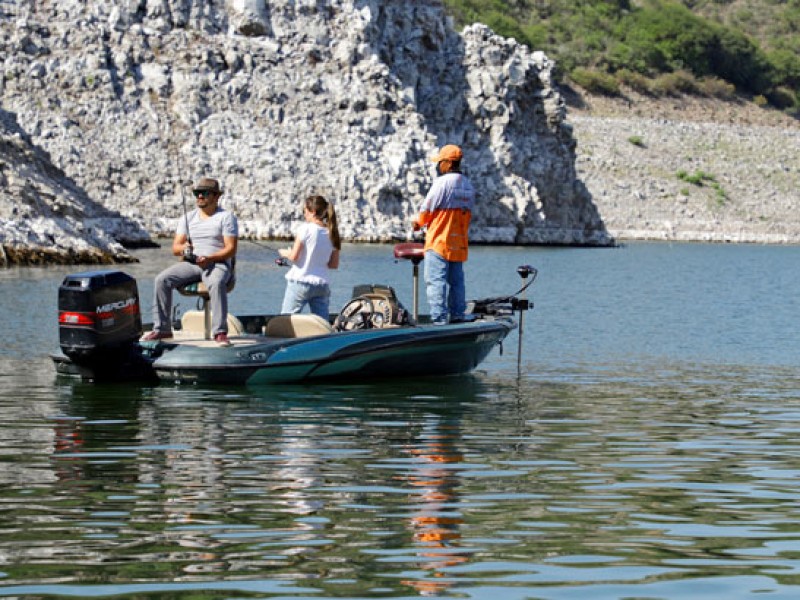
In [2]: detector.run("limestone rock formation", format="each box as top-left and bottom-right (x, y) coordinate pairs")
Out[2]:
(0, 109), (144, 265)
(0, 0), (612, 265)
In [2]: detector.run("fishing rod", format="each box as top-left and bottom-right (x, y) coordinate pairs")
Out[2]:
(179, 179), (197, 264)
(241, 238), (290, 266)
(160, 103), (197, 265)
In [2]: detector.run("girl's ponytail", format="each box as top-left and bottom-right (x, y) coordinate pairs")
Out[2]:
(306, 195), (341, 250)
(326, 202), (341, 250)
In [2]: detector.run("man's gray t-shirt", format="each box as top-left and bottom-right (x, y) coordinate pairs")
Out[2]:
(178, 207), (238, 259)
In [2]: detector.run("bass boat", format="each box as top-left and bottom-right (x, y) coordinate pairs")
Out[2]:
(51, 243), (537, 385)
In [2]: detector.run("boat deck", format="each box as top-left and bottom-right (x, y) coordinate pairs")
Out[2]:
(146, 312), (339, 348)
(159, 331), (269, 348)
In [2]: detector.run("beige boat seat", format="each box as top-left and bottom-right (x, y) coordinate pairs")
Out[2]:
(177, 260), (236, 340)
(265, 314), (334, 338)
(181, 310), (245, 337)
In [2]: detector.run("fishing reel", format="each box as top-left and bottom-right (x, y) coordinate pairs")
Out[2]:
(182, 245), (197, 264)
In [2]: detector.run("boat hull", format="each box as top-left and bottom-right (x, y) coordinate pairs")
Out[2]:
(151, 319), (514, 385)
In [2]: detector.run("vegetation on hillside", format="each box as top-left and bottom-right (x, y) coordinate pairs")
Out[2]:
(443, 0), (800, 113)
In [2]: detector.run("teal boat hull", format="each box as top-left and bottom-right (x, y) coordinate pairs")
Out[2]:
(150, 319), (514, 385)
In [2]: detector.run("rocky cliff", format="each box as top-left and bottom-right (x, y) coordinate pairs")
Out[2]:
(0, 0), (611, 265)
(0, 109), (142, 264)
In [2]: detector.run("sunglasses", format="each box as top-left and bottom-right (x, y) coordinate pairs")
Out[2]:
(193, 190), (215, 198)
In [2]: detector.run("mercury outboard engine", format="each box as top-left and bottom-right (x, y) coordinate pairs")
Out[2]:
(58, 271), (148, 380)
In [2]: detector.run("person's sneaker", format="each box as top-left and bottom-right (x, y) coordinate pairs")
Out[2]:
(140, 330), (173, 341)
(214, 332), (232, 347)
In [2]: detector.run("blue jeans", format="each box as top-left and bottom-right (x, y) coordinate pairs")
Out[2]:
(424, 250), (466, 324)
(281, 280), (331, 319)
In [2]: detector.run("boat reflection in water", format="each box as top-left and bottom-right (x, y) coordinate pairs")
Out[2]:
(401, 415), (469, 595)
(40, 374), (488, 593)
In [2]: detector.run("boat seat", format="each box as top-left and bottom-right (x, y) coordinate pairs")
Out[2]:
(265, 314), (334, 338)
(177, 263), (236, 340)
(393, 242), (425, 322)
(393, 242), (425, 264)
(181, 310), (245, 337)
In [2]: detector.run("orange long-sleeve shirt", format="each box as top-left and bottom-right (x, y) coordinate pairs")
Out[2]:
(415, 173), (475, 262)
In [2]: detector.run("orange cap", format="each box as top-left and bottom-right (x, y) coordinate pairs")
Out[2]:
(431, 144), (463, 163)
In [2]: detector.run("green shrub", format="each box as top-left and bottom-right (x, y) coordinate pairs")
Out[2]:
(766, 86), (797, 109)
(713, 182), (727, 205)
(616, 3), (718, 75)
(569, 67), (621, 96)
(677, 169), (715, 185)
(442, 0), (799, 108)
(521, 23), (549, 49)
(698, 76), (736, 99)
(616, 68), (652, 94)
(481, 10), (528, 44)
(650, 70), (699, 97)
(627, 135), (645, 147)
(710, 27), (773, 95)
(676, 169), (727, 203)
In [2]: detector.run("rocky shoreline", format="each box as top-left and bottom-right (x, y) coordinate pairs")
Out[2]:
(570, 92), (800, 245)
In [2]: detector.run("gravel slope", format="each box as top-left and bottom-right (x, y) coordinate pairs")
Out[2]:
(568, 92), (800, 244)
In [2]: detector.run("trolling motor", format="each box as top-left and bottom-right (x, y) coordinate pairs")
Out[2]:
(466, 265), (537, 317)
(465, 264), (537, 372)
(515, 265), (536, 373)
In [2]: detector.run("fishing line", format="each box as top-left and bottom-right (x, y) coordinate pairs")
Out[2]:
(243, 238), (290, 266)
(179, 177), (194, 257)
(172, 133), (196, 262)
(159, 103), (196, 262)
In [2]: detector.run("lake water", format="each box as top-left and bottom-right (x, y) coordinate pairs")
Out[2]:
(1, 241), (799, 599)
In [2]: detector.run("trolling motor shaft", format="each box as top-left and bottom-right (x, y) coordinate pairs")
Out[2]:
(516, 264), (537, 374)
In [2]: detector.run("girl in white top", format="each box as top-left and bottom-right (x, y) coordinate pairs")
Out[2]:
(279, 195), (341, 320)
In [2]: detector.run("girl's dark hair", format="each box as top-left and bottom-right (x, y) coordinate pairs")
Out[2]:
(306, 195), (341, 249)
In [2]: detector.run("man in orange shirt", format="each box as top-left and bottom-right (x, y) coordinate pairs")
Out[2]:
(412, 145), (475, 324)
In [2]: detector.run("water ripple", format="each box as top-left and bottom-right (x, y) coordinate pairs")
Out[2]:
(1, 357), (800, 597)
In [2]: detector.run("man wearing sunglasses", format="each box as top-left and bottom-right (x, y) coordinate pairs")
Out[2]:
(142, 177), (239, 347)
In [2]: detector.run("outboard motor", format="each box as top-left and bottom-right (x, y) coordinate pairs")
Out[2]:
(58, 271), (142, 368)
